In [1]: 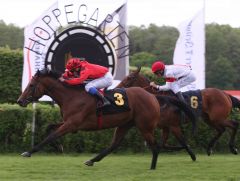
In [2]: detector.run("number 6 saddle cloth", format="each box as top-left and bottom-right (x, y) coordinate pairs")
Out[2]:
(97, 88), (131, 115)
(182, 89), (203, 117)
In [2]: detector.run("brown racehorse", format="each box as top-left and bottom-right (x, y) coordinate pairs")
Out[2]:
(17, 69), (173, 170)
(117, 68), (197, 161)
(118, 67), (240, 155)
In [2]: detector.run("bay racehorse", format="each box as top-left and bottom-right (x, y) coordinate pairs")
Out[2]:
(118, 67), (240, 155)
(117, 68), (197, 161)
(17, 68), (186, 169)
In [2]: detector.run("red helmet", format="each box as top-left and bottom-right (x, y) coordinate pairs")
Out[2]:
(66, 58), (81, 70)
(151, 61), (165, 73)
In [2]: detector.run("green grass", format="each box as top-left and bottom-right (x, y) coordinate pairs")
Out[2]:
(0, 153), (239, 181)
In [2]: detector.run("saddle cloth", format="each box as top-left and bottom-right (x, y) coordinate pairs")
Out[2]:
(97, 88), (131, 115)
(182, 89), (203, 117)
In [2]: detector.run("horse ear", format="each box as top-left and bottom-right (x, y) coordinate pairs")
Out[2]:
(36, 69), (40, 76)
(136, 66), (141, 73)
(40, 68), (50, 75)
(46, 68), (51, 74)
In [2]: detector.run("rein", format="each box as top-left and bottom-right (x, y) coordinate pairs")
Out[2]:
(142, 85), (151, 89)
(142, 85), (159, 94)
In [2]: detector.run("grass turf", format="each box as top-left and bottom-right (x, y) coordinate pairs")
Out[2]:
(0, 153), (239, 181)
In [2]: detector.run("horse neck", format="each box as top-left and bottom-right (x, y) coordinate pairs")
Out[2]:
(41, 77), (84, 107)
(133, 79), (153, 92)
(134, 79), (174, 96)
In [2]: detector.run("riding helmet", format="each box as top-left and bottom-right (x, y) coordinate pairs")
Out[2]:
(151, 61), (165, 73)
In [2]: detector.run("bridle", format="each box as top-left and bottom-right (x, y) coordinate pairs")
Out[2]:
(23, 76), (40, 104)
(24, 75), (55, 103)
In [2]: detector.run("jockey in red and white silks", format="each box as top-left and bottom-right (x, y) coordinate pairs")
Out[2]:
(60, 58), (113, 107)
(150, 60), (196, 103)
(156, 64), (196, 93)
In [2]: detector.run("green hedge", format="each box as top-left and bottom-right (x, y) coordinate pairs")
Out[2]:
(0, 103), (240, 153)
(0, 47), (23, 103)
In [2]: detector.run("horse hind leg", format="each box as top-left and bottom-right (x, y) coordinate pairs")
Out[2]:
(84, 123), (133, 166)
(207, 126), (225, 156)
(226, 120), (239, 154)
(45, 122), (64, 153)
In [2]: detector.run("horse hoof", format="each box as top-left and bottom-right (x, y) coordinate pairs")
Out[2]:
(84, 160), (94, 166)
(207, 149), (212, 156)
(21, 152), (31, 157)
(231, 148), (238, 155)
(191, 155), (196, 161)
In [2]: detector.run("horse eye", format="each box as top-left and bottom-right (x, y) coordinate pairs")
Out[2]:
(29, 84), (34, 88)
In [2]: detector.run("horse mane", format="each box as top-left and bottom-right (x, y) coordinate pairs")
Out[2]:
(37, 68), (62, 79)
(38, 68), (87, 90)
(139, 73), (151, 84)
(132, 68), (175, 95)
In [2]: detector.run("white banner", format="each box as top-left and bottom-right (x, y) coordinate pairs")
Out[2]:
(173, 9), (205, 91)
(22, 0), (128, 101)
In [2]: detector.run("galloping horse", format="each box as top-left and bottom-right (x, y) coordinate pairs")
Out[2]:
(118, 67), (240, 155)
(17, 69), (183, 170)
(117, 68), (197, 161)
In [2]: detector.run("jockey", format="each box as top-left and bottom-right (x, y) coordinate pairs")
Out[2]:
(150, 60), (196, 103)
(59, 58), (113, 107)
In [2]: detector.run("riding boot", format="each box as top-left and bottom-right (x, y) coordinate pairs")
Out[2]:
(176, 92), (186, 104)
(176, 91), (186, 122)
(95, 91), (111, 107)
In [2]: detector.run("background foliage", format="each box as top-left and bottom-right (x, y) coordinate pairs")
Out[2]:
(0, 47), (23, 103)
(0, 103), (239, 153)
(1, 22), (240, 104)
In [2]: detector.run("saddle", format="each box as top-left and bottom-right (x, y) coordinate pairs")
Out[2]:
(96, 88), (131, 115)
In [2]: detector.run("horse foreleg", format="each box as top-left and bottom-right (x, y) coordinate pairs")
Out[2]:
(160, 127), (185, 151)
(160, 128), (169, 148)
(170, 127), (196, 161)
(207, 126), (225, 156)
(84, 123), (132, 166)
(45, 122), (64, 153)
(141, 131), (159, 170)
(21, 123), (71, 157)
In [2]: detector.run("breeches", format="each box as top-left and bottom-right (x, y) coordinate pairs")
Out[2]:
(171, 72), (196, 93)
(85, 72), (113, 92)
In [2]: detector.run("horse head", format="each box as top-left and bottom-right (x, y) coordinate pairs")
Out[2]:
(117, 66), (150, 88)
(17, 68), (60, 107)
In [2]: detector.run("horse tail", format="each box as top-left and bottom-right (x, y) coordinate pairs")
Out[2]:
(155, 95), (197, 135)
(228, 94), (240, 109)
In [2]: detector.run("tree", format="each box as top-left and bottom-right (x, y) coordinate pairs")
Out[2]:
(0, 20), (24, 49)
(130, 52), (157, 67)
(206, 56), (237, 89)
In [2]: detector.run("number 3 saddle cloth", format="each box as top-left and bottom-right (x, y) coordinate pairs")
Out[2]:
(97, 88), (131, 115)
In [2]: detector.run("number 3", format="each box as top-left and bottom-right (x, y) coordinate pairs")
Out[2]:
(114, 93), (124, 106)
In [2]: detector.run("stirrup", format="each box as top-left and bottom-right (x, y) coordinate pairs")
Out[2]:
(102, 99), (111, 107)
